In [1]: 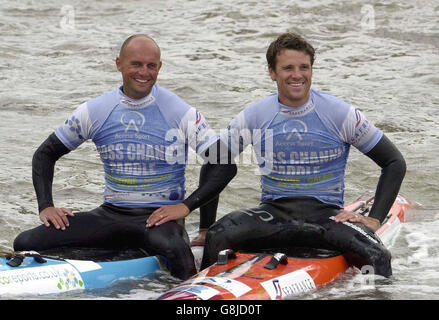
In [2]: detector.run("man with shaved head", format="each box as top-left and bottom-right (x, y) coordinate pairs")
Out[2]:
(13, 35), (236, 280)
(116, 35), (162, 99)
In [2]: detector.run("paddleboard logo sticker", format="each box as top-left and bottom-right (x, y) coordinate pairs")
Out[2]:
(57, 268), (84, 290)
(172, 285), (220, 300)
(261, 269), (316, 299)
(66, 116), (84, 140)
(120, 111), (146, 133)
(189, 277), (251, 298)
(0, 264), (85, 296)
(272, 279), (283, 299)
(282, 119), (307, 141)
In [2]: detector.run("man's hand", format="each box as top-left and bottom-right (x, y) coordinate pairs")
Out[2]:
(146, 203), (190, 228)
(334, 208), (381, 232)
(39, 207), (74, 230)
(190, 228), (208, 247)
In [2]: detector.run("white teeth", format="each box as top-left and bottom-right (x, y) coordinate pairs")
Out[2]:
(135, 79), (148, 83)
(289, 82), (303, 87)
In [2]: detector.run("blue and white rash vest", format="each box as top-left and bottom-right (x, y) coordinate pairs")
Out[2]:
(221, 89), (383, 208)
(55, 84), (218, 208)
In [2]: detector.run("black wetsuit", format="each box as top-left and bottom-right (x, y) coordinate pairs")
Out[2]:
(200, 135), (406, 277)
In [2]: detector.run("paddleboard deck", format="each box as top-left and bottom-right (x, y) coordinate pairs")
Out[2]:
(0, 248), (161, 297)
(157, 193), (412, 300)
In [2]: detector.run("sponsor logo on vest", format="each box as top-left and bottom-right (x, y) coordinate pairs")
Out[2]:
(120, 111), (146, 133)
(282, 119), (308, 141)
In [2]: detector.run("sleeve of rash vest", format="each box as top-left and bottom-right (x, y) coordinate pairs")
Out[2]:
(364, 134), (406, 223)
(183, 140), (237, 214)
(32, 132), (71, 213)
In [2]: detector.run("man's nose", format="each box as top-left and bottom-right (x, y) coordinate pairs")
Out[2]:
(138, 64), (149, 75)
(290, 67), (302, 78)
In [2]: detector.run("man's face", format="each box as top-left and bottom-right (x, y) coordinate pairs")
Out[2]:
(116, 37), (162, 100)
(268, 49), (313, 107)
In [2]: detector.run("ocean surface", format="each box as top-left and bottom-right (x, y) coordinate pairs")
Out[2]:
(0, 0), (438, 300)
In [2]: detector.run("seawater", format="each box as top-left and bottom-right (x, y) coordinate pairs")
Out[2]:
(0, 0), (438, 300)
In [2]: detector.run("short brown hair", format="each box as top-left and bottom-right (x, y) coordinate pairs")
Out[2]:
(266, 33), (315, 70)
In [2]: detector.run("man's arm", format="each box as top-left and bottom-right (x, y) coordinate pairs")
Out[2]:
(146, 140), (237, 227)
(183, 140), (236, 212)
(188, 164), (220, 246)
(365, 134), (406, 222)
(32, 133), (74, 229)
(335, 134), (406, 231)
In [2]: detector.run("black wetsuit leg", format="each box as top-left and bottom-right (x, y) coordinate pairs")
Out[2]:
(201, 205), (279, 268)
(201, 197), (392, 277)
(13, 205), (145, 250)
(14, 204), (196, 280)
(314, 217), (392, 277)
(143, 222), (196, 280)
(201, 197), (332, 269)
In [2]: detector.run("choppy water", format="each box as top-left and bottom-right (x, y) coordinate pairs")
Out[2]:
(0, 0), (438, 300)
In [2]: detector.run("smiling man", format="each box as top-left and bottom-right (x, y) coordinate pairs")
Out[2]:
(116, 36), (162, 100)
(13, 34), (236, 280)
(199, 33), (406, 277)
(268, 48), (313, 107)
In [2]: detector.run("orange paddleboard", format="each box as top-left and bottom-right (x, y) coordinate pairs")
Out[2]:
(158, 193), (412, 300)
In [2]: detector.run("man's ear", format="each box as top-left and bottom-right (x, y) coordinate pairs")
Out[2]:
(268, 66), (276, 81)
(115, 57), (122, 72)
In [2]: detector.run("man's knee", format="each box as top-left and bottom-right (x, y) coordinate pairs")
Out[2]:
(13, 230), (34, 251)
(205, 222), (222, 242)
(369, 247), (392, 277)
(144, 223), (196, 280)
(204, 220), (233, 251)
(200, 222), (232, 270)
(352, 243), (392, 278)
(145, 222), (183, 251)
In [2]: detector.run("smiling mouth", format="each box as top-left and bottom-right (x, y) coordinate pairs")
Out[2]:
(288, 81), (305, 87)
(134, 78), (150, 84)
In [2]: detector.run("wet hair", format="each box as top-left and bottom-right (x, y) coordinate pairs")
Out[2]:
(119, 34), (161, 59)
(266, 33), (315, 70)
